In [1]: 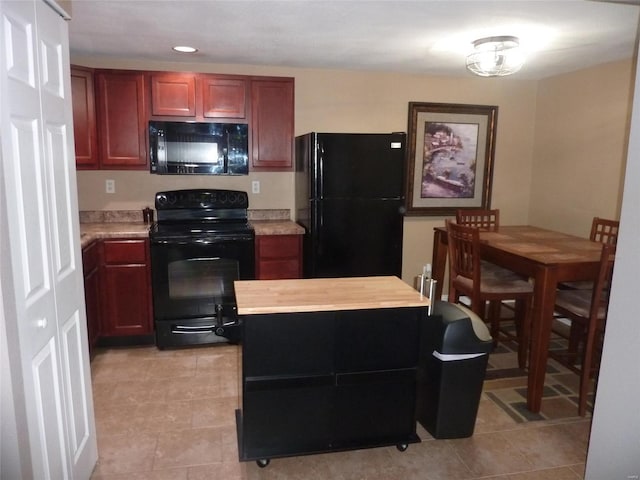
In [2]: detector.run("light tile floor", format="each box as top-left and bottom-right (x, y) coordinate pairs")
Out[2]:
(89, 344), (589, 480)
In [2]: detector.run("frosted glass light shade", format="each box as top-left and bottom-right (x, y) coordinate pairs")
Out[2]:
(466, 36), (524, 77)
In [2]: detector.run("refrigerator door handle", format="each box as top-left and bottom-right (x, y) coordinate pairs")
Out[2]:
(317, 139), (324, 199)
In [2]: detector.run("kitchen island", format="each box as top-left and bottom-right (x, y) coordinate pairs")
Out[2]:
(234, 276), (430, 467)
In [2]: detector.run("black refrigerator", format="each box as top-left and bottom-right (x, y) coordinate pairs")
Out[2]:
(294, 132), (406, 278)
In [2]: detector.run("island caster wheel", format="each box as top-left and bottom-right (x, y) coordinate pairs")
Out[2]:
(256, 458), (270, 468)
(396, 443), (408, 452)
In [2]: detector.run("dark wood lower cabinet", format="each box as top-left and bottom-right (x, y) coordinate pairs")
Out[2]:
(238, 307), (425, 464)
(99, 239), (153, 339)
(255, 234), (302, 279)
(82, 241), (101, 354)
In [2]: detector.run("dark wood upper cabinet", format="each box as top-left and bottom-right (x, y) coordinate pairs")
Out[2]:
(149, 73), (248, 120)
(150, 72), (196, 116)
(73, 68), (294, 171)
(251, 78), (294, 171)
(199, 75), (247, 119)
(71, 66), (98, 169)
(95, 70), (148, 169)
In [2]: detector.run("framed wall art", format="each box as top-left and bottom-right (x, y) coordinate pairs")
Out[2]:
(404, 102), (498, 216)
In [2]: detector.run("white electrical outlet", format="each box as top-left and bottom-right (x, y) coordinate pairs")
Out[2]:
(252, 180), (260, 194)
(106, 179), (115, 194)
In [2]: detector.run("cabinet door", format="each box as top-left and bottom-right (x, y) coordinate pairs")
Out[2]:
(82, 242), (101, 352)
(100, 240), (153, 336)
(95, 71), (147, 169)
(243, 382), (333, 459)
(199, 75), (247, 118)
(70, 66), (98, 169)
(334, 369), (417, 446)
(151, 72), (196, 117)
(243, 312), (334, 377)
(250, 78), (294, 170)
(255, 234), (302, 279)
(334, 307), (421, 372)
(242, 312), (334, 459)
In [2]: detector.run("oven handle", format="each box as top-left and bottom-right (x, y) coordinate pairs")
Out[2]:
(171, 324), (217, 334)
(151, 236), (253, 245)
(151, 239), (190, 246)
(170, 320), (242, 342)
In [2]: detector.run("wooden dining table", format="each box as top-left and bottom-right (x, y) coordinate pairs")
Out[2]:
(431, 225), (603, 413)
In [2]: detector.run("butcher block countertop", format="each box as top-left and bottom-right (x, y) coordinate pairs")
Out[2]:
(234, 276), (429, 315)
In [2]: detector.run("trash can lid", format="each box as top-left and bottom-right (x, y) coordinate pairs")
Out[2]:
(432, 301), (493, 348)
(451, 303), (492, 342)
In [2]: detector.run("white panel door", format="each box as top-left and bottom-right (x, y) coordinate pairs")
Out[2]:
(0, 0), (97, 478)
(34, 1), (96, 475)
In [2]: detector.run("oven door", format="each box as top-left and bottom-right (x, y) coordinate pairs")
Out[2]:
(150, 237), (255, 322)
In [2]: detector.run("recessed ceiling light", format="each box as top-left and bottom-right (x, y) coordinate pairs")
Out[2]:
(173, 45), (198, 53)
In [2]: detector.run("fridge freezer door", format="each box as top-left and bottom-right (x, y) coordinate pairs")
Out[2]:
(314, 133), (405, 199)
(308, 198), (403, 278)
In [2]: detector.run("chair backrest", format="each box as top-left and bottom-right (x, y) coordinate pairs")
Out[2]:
(589, 242), (616, 322)
(445, 219), (481, 287)
(456, 208), (499, 231)
(590, 217), (619, 246)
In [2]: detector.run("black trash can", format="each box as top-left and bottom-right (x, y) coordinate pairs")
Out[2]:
(416, 301), (493, 439)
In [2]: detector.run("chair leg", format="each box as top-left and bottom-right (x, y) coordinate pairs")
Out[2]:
(579, 323), (600, 417)
(567, 322), (585, 365)
(488, 301), (501, 347)
(515, 298), (532, 370)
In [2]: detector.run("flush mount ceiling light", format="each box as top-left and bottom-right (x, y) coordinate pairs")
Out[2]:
(466, 36), (524, 77)
(172, 45), (198, 53)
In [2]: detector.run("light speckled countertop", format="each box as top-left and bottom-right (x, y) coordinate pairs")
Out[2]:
(79, 219), (304, 248)
(80, 223), (151, 248)
(251, 220), (305, 236)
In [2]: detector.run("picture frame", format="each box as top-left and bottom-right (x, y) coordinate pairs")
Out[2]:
(404, 102), (498, 216)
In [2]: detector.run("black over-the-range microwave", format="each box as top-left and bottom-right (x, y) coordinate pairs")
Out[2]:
(149, 121), (249, 175)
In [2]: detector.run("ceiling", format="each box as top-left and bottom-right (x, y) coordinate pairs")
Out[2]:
(68, 0), (640, 80)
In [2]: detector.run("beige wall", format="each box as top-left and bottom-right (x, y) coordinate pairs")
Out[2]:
(529, 59), (634, 237)
(73, 56), (633, 285)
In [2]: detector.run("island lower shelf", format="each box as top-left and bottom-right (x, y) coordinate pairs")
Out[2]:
(234, 276), (430, 464)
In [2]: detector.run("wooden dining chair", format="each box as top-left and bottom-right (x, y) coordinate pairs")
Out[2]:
(549, 242), (615, 416)
(445, 220), (534, 368)
(556, 217), (619, 353)
(456, 208), (500, 231)
(456, 208), (515, 338)
(561, 217), (619, 291)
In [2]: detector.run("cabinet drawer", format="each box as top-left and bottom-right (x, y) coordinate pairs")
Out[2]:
(82, 241), (99, 273)
(257, 235), (300, 258)
(102, 239), (147, 264)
